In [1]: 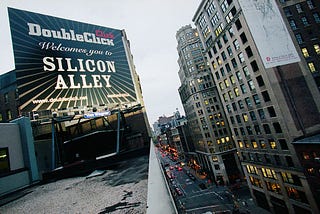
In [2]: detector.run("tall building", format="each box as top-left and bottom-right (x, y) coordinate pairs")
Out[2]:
(176, 25), (242, 184)
(193, 0), (320, 213)
(279, 0), (320, 90)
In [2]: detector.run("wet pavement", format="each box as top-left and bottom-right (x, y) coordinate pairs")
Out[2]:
(0, 155), (149, 214)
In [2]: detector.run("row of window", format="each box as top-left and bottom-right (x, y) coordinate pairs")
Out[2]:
(233, 121), (283, 138)
(250, 175), (308, 204)
(243, 150), (294, 166)
(239, 138), (288, 151)
(246, 165), (302, 186)
(283, 1), (316, 16)
(289, 12), (320, 30)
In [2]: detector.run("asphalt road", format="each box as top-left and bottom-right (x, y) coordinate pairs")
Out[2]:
(0, 155), (149, 214)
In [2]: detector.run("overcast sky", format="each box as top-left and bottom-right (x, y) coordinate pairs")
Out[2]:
(0, 0), (200, 125)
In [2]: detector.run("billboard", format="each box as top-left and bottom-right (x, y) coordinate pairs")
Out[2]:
(8, 8), (137, 113)
(238, 0), (300, 69)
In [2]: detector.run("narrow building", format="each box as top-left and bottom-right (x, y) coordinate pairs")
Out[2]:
(176, 25), (242, 185)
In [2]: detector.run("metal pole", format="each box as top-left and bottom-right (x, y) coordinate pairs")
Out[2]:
(51, 119), (55, 170)
(116, 110), (121, 154)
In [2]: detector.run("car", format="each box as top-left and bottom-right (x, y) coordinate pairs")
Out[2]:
(169, 166), (174, 170)
(178, 166), (183, 171)
(188, 174), (196, 181)
(175, 187), (183, 196)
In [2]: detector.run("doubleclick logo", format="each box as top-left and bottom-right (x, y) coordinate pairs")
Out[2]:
(27, 23), (115, 46)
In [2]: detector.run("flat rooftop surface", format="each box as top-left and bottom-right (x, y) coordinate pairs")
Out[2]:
(0, 155), (149, 214)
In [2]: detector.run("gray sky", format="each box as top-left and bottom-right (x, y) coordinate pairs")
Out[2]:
(0, 0), (199, 125)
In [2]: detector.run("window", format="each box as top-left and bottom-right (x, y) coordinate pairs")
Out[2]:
(279, 139), (288, 150)
(284, 8), (292, 17)
(4, 93), (9, 103)
(236, 115), (241, 123)
(295, 34), (304, 44)
(231, 58), (238, 68)
(0, 148), (10, 173)
(295, 4), (303, 13)
(215, 72), (220, 80)
(238, 140), (244, 148)
(254, 125), (261, 134)
(224, 79), (230, 88)
(199, 15), (207, 29)
(245, 46), (253, 58)
(227, 46), (233, 56)
(263, 124), (271, 134)
(243, 66), (250, 77)
(235, 19), (242, 30)
(236, 71), (242, 81)
(6, 110), (12, 121)
(269, 139), (277, 149)
(220, 67), (225, 76)
(226, 10), (234, 23)
(286, 156), (294, 167)
(266, 181), (281, 193)
(248, 80), (255, 91)
(253, 94), (260, 105)
(233, 39), (240, 50)
(256, 76), (265, 87)
(252, 141), (258, 149)
(287, 187), (308, 203)
(267, 106), (276, 117)
(215, 23), (224, 36)
(222, 34), (228, 43)
(289, 19), (297, 30)
(240, 127), (245, 135)
(240, 32), (247, 44)
(238, 100), (244, 109)
(238, 52), (245, 63)
(245, 97), (252, 107)
(232, 102), (237, 111)
(220, 0), (230, 13)
(262, 91), (271, 102)
(203, 26), (211, 39)
(307, 0), (315, 9)
(246, 126), (253, 135)
(258, 109), (265, 119)
(301, 48), (309, 58)
(308, 62), (317, 73)
(219, 82), (225, 90)
(260, 140), (266, 149)
(261, 168), (277, 179)
(249, 111), (256, 120)
(226, 104), (231, 112)
(313, 12), (320, 23)
(225, 63), (231, 73)
(301, 16), (309, 26)
(230, 75), (236, 84)
(273, 122), (283, 133)
(240, 84), (247, 94)
(221, 51), (227, 61)
(228, 27), (234, 37)
(243, 113), (249, 122)
(207, 2), (216, 16)
(228, 90), (234, 99)
(314, 44), (320, 54)
(250, 60), (259, 72)
(234, 87), (240, 97)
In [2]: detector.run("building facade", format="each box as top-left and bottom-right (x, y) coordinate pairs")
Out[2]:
(193, 0), (320, 213)
(279, 0), (320, 90)
(176, 25), (242, 184)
